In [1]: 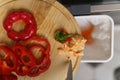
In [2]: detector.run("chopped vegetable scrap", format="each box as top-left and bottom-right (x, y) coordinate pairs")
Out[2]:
(81, 23), (95, 44)
(55, 29), (73, 43)
(55, 29), (86, 57)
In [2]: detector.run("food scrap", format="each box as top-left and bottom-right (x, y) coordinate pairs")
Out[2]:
(55, 29), (73, 43)
(55, 29), (86, 57)
(81, 23), (95, 44)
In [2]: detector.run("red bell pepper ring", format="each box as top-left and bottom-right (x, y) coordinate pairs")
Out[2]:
(3, 10), (37, 41)
(28, 54), (51, 77)
(23, 37), (51, 77)
(38, 55), (51, 71)
(29, 45), (46, 67)
(12, 44), (36, 76)
(0, 73), (18, 80)
(15, 64), (33, 76)
(0, 45), (18, 75)
(24, 43), (51, 77)
(24, 37), (51, 55)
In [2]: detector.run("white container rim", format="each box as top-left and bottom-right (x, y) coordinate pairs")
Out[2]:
(75, 15), (114, 63)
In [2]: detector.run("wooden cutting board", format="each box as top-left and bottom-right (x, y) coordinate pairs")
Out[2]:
(0, 0), (82, 80)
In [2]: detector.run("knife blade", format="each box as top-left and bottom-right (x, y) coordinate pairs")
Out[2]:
(66, 60), (73, 80)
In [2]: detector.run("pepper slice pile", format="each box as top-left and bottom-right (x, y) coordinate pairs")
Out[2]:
(0, 37), (51, 77)
(1, 10), (51, 79)
(3, 10), (37, 41)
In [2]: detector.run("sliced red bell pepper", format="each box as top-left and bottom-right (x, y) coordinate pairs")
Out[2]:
(38, 55), (51, 71)
(27, 54), (51, 77)
(3, 10), (37, 41)
(29, 45), (46, 67)
(24, 41), (51, 77)
(12, 44), (36, 76)
(0, 45), (18, 75)
(0, 73), (18, 80)
(24, 37), (51, 55)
